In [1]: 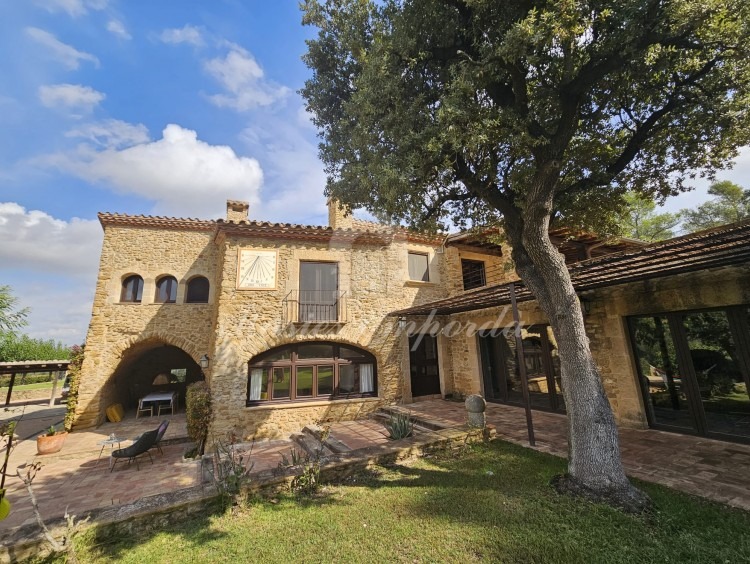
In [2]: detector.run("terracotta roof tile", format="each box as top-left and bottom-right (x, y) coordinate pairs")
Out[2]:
(392, 220), (750, 316)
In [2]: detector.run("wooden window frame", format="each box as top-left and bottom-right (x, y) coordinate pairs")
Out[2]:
(247, 342), (377, 406)
(186, 276), (210, 303)
(408, 251), (430, 282)
(120, 275), (144, 303)
(461, 259), (486, 290)
(155, 276), (178, 303)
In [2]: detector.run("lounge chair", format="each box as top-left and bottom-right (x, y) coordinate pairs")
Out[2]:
(152, 419), (170, 455)
(110, 429), (158, 472)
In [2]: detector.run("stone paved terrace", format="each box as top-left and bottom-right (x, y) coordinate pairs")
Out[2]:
(3, 400), (750, 546)
(397, 399), (750, 511)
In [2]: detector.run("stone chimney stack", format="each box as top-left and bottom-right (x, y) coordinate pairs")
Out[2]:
(226, 200), (249, 222)
(327, 198), (354, 230)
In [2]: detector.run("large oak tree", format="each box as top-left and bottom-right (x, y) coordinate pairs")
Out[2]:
(301, 0), (750, 509)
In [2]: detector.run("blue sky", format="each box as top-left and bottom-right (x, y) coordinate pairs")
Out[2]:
(0, 1), (748, 345)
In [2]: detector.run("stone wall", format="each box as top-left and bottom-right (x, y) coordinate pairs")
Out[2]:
(207, 233), (453, 439)
(75, 225), (219, 428)
(441, 264), (750, 430)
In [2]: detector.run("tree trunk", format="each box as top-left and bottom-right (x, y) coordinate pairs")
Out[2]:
(503, 205), (651, 513)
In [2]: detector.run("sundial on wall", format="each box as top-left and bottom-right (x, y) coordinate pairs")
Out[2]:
(237, 249), (278, 289)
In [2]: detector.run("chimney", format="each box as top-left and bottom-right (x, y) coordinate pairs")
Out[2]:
(226, 200), (249, 222)
(327, 198), (354, 230)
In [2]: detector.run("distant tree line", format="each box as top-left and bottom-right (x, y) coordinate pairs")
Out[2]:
(0, 332), (71, 363)
(619, 181), (750, 242)
(0, 285), (72, 362)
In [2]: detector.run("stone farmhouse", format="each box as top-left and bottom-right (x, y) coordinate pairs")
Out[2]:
(74, 199), (750, 444)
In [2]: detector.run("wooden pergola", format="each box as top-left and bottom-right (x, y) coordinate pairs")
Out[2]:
(0, 360), (70, 407)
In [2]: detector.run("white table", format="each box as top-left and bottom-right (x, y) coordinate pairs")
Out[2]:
(138, 391), (178, 417)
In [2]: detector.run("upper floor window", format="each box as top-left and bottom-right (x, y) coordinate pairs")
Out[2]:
(120, 275), (144, 303)
(247, 342), (376, 405)
(299, 261), (339, 322)
(408, 252), (430, 282)
(461, 259), (486, 290)
(186, 276), (209, 303)
(155, 276), (178, 303)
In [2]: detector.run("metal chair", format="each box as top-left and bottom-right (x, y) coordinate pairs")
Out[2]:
(136, 401), (152, 418)
(110, 429), (158, 472)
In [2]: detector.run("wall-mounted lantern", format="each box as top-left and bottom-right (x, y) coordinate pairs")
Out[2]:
(199, 354), (210, 370)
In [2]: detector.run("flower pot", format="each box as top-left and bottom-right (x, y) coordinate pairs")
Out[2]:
(36, 432), (68, 455)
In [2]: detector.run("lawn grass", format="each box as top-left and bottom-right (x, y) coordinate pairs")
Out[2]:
(68, 440), (750, 563)
(0, 381), (54, 392)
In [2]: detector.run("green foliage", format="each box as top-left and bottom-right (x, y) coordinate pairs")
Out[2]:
(0, 286), (28, 334)
(186, 381), (212, 454)
(616, 192), (680, 242)
(211, 434), (254, 510)
(680, 180), (750, 232)
(302, 0), (750, 235)
(64, 344), (85, 432)
(0, 332), (70, 362)
(383, 412), (414, 440)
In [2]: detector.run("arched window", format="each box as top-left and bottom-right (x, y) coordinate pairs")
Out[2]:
(155, 276), (178, 303)
(186, 276), (209, 303)
(247, 342), (376, 405)
(120, 275), (144, 303)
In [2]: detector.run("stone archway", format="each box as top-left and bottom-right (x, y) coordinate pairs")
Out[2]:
(101, 338), (204, 418)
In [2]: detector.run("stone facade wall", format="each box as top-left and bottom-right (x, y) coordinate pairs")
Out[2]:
(208, 233), (453, 439)
(442, 264), (750, 430)
(584, 265), (750, 428)
(75, 226), (219, 428)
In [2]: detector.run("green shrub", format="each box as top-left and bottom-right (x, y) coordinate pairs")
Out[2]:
(64, 344), (84, 432)
(383, 412), (414, 440)
(186, 382), (212, 454)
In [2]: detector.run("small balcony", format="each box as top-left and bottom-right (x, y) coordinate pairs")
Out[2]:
(282, 290), (348, 324)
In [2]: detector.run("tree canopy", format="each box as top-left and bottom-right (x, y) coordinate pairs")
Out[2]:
(617, 192), (680, 241)
(681, 180), (750, 232)
(303, 0), (750, 235)
(302, 0), (750, 509)
(0, 286), (29, 334)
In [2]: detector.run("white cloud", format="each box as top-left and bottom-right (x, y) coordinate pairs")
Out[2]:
(204, 44), (289, 111)
(239, 108), (327, 224)
(65, 119), (150, 148)
(159, 24), (204, 47)
(106, 19), (131, 40)
(34, 0), (108, 18)
(43, 124), (263, 217)
(25, 27), (100, 70)
(38, 83), (105, 113)
(0, 203), (101, 278)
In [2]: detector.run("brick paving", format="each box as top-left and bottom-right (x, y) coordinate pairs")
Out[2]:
(3, 398), (749, 544)
(327, 420), (391, 451)
(400, 399), (750, 511)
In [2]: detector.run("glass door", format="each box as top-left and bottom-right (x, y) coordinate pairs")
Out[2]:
(299, 262), (338, 322)
(629, 306), (750, 441)
(478, 325), (565, 413)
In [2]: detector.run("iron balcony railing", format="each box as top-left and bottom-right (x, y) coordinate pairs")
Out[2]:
(282, 290), (348, 324)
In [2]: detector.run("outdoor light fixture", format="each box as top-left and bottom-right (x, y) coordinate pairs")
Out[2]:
(397, 316), (407, 330)
(199, 354), (210, 369)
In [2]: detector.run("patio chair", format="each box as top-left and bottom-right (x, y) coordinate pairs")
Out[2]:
(152, 419), (170, 455)
(132, 420), (170, 456)
(110, 429), (158, 472)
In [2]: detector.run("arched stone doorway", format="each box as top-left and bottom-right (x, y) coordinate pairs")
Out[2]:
(104, 339), (204, 416)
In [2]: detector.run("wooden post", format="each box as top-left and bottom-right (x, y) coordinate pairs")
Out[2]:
(48, 370), (62, 407)
(4, 373), (15, 407)
(509, 283), (535, 446)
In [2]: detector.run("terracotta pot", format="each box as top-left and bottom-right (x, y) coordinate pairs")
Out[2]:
(36, 432), (68, 455)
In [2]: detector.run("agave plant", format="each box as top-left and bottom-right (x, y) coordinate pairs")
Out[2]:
(384, 412), (414, 440)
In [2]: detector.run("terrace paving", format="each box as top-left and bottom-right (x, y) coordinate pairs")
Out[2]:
(2, 398), (749, 549)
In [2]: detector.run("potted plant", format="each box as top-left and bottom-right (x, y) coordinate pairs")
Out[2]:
(36, 425), (67, 455)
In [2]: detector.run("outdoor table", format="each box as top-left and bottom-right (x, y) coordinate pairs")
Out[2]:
(138, 391), (178, 417)
(96, 436), (124, 468)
